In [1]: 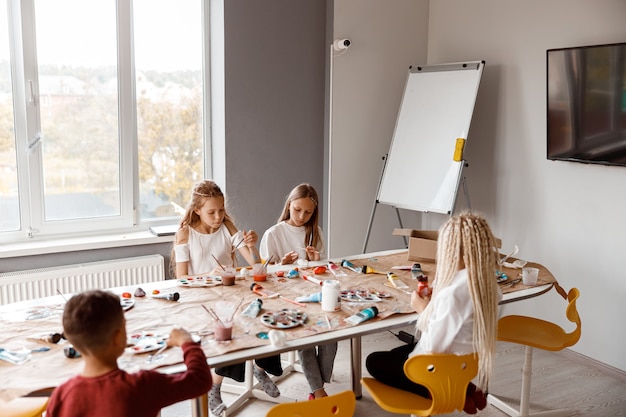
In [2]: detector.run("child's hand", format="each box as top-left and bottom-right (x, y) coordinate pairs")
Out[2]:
(305, 246), (320, 261)
(209, 266), (225, 275)
(410, 290), (430, 314)
(168, 327), (194, 347)
(242, 230), (258, 247)
(281, 251), (299, 265)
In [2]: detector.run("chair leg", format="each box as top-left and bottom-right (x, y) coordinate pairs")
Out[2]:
(488, 346), (571, 417)
(520, 345), (533, 416)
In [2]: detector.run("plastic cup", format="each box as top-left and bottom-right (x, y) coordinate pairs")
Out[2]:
(214, 320), (233, 341)
(221, 274), (235, 286)
(252, 263), (267, 282)
(522, 267), (539, 286)
(220, 267), (236, 286)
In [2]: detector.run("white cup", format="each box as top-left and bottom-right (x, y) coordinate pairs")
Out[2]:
(522, 267), (539, 286)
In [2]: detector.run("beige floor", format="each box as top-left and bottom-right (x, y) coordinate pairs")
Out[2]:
(161, 325), (626, 417)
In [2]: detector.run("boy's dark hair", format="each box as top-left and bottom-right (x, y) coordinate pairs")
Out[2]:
(62, 290), (124, 354)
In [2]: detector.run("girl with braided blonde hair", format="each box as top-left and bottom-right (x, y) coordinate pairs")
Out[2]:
(366, 212), (500, 414)
(172, 179), (283, 415)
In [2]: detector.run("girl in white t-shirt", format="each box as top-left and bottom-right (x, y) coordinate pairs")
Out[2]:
(260, 183), (336, 400)
(365, 213), (500, 414)
(173, 180), (282, 416)
(260, 183), (324, 264)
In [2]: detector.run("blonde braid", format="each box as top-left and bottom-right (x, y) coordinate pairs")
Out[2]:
(462, 214), (499, 391)
(417, 212), (499, 391)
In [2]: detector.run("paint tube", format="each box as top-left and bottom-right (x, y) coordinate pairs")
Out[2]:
(295, 291), (322, 303)
(387, 272), (409, 289)
(327, 261), (347, 276)
(345, 306), (378, 325)
(340, 259), (361, 273)
(241, 298), (263, 318)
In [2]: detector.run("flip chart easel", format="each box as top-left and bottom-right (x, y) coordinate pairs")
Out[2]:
(363, 61), (485, 253)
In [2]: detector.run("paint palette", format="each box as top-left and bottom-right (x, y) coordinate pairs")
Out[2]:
(340, 289), (383, 302)
(120, 299), (135, 311)
(126, 332), (167, 354)
(177, 276), (221, 287)
(260, 309), (307, 329)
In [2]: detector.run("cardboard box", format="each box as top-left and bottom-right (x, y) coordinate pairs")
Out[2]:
(393, 229), (439, 262)
(393, 228), (501, 262)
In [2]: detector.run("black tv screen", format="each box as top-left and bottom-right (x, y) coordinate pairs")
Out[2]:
(547, 42), (626, 167)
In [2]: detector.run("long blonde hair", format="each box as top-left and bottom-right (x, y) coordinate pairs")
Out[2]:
(417, 212), (499, 391)
(278, 183), (321, 249)
(169, 180), (237, 275)
(179, 180), (236, 231)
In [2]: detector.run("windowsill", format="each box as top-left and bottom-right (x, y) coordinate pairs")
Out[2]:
(0, 231), (175, 259)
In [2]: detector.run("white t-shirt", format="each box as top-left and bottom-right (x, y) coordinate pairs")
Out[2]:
(260, 221), (324, 263)
(174, 224), (242, 275)
(410, 269), (476, 356)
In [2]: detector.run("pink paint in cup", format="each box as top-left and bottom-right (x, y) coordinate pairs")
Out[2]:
(214, 320), (233, 341)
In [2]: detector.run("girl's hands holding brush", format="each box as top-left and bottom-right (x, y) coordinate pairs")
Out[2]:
(241, 230), (258, 248)
(305, 245), (320, 261)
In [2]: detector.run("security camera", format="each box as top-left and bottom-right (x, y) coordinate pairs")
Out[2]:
(333, 38), (351, 51)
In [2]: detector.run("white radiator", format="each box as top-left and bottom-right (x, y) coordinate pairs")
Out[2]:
(0, 254), (165, 305)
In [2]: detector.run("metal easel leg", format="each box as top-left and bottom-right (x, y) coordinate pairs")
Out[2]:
(462, 175), (472, 211)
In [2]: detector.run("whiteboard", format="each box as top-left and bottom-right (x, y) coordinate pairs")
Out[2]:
(378, 61), (484, 214)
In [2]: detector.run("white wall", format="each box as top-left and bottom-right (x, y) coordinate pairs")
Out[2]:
(332, 0), (626, 371)
(327, 0), (430, 258)
(428, 0), (626, 372)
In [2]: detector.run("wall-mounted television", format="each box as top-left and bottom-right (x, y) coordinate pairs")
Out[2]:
(547, 42), (626, 167)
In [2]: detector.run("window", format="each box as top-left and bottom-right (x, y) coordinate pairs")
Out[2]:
(0, 0), (210, 241)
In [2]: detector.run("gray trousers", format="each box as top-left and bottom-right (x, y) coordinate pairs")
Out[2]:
(298, 341), (338, 392)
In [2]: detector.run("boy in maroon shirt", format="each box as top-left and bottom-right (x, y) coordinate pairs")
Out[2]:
(46, 290), (212, 417)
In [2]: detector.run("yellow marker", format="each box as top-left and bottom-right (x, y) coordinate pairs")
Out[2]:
(453, 138), (466, 161)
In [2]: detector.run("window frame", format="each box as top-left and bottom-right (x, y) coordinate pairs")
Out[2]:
(1, 0), (212, 243)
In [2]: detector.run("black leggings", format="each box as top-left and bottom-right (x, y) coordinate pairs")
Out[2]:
(215, 355), (282, 382)
(365, 343), (430, 398)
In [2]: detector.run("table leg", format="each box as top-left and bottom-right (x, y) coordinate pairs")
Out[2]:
(350, 336), (362, 399)
(191, 393), (208, 417)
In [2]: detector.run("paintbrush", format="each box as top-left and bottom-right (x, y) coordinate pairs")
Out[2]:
(231, 234), (246, 253)
(500, 278), (522, 288)
(201, 304), (225, 328)
(227, 297), (244, 322)
(260, 255), (273, 271)
(56, 289), (68, 302)
(211, 254), (227, 271)
(147, 343), (168, 363)
(278, 295), (307, 308)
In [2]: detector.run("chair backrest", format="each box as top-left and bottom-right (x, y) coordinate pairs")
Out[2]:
(265, 390), (356, 417)
(403, 353), (478, 415)
(563, 287), (582, 348)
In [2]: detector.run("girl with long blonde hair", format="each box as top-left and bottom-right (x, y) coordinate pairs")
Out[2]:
(260, 183), (324, 265)
(366, 212), (500, 414)
(172, 180), (282, 416)
(260, 183), (335, 401)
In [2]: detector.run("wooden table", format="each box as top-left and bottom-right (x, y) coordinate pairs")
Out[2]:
(0, 249), (557, 416)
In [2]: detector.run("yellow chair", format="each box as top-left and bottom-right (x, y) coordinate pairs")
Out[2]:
(265, 390), (356, 417)
(361, 353), (479, 416)
(488, 287), (581, 417)
(0, 397), (49, 417)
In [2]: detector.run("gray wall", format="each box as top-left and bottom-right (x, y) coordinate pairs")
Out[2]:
(223, 0), (327, 238)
